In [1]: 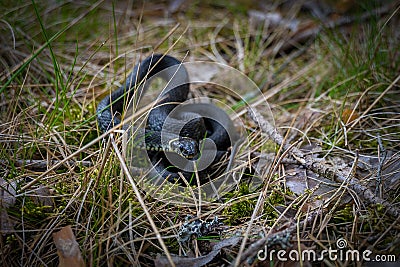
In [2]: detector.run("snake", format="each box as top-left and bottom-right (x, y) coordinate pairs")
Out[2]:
(97, 54), (237, 184)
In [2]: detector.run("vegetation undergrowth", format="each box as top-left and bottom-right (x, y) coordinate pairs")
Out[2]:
(0, 0), (399, 266)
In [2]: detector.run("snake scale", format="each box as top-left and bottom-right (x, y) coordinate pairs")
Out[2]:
(97, 54), (237, 184)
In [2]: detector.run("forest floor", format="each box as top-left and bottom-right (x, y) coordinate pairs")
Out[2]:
(1, 0), (399, 266)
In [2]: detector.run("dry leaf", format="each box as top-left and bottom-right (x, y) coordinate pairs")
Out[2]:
(341, 108), (359, 124)
(0, 178), (17, 234)
(53, 225), (85, 267)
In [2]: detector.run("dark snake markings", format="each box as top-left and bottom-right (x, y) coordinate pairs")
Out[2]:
(97, 54), (237, 184)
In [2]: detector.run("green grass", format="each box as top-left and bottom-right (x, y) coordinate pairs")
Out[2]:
(1, 0), (399, 266)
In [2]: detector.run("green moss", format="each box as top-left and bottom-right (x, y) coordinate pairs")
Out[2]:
(223, 183), (256, 225)
(261, 186), (288, 226)
(332, 204), (354, 223)
(223, 182), (291, 226)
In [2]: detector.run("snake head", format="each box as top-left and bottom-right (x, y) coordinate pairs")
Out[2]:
(169, 137), (199, 159)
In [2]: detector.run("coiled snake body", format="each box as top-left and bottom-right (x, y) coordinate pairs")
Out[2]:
(97, 54), (237, 184)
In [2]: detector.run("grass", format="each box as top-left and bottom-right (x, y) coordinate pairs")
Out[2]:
(1, 0), (399, 266)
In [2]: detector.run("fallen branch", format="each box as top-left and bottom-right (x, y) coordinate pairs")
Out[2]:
(248, 109), (400, 219)
(233, 211), (319, 266)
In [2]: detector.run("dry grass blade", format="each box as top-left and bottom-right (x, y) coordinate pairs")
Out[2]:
(234, 211), (320, 266)
(109, 134), (176, 267)
(249, 108), (400, 219)
(1, 1), (399, 266)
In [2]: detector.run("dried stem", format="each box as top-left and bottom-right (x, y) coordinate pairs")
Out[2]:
(248, 108), (400, 219)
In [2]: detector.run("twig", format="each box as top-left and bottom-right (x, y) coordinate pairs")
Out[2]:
(248, 109), (400, 219)
(233, 211), (320, 266)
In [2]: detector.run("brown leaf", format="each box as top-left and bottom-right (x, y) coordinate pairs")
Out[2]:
(341, 108), (359, 124)
(0, 178), (17, 234)
(53, 225), (85, 267)
(285, 163), (351, 209)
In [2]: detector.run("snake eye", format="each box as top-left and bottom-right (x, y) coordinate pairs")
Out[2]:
(169, 138), (198, 159)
